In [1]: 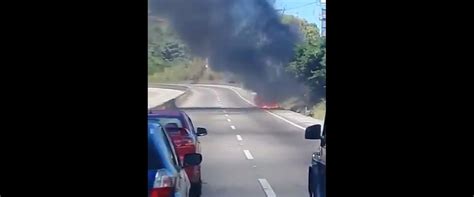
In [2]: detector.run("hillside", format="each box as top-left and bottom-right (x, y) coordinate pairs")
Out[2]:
(148, 15), (206, 82)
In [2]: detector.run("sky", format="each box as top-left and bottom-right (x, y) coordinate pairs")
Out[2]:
(273, 0), (324, 30)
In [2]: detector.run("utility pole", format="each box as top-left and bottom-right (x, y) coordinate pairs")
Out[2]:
(320, 0), (326, 37)
(275, 8), (285, 14)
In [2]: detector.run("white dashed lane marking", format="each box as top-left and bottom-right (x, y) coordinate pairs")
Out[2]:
(258, 179), (277, 197)
(227, 118), (232, 122)
(230, 125), (236, 130)
(243, 150), (254, 160)
(264, 110), (305, 130)
(226, 87), (255, 106)
(236, 135), (242, 141)
(210, 88), (219, 97)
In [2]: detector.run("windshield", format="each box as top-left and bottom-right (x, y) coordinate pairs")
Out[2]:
(150, 117), (183, 129)
(148, 0), (326, 196)
(148, 123), (179, 169)
(148, 137), (163, 170)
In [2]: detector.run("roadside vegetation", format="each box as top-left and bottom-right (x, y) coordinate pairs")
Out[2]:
(148, 16), (206, 83)
(281, 15), (326, 119)
(148, 14), (325, 119)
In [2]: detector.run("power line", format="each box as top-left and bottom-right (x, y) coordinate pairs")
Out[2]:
(283, 1), (318, 11)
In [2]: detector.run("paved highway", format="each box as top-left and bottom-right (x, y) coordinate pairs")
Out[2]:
(148, 87), (184, 109)
(173, 84), (322, 197)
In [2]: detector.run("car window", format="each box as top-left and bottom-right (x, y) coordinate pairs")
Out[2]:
(148, 137), (164, 170)
(161, 127), (181, 167)
(154, 117), (183, 129)
(148, 123), (180, 169)
(149, 0), (327, 195)
(185, 114), (196, 134)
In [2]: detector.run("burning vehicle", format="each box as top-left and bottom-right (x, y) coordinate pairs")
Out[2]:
(254, 94), (280, 109)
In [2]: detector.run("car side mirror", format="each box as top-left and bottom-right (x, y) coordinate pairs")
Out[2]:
(305, 124), (322, 140)
(196, 127), (207, 136)
(183, 153), (202, 166)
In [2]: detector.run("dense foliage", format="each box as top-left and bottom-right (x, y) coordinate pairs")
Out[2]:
(148, 16), (205, 82)
(283, 16), (326, 102)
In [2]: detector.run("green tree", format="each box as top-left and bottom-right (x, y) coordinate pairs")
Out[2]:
(286, 21), (326, 101)
(161, 42), (186, 62)
(148, 15), (191, 75)
(147, 15), (207, 82)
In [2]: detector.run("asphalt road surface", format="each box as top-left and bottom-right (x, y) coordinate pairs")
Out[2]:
(148, 87), (184, 109)
(174, 84), (321, 197)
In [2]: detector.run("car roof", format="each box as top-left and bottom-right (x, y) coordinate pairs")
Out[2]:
(148, 123), (179, 170)
(148, 109), (184, 117)
(148, 122), (180, 192)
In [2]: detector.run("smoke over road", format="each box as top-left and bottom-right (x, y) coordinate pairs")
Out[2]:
(149, 0), (305, 102)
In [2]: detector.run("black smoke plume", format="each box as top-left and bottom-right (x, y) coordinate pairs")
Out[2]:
(149, 0), (305, 102)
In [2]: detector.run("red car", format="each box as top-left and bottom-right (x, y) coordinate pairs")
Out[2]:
(148, 110), (208, 197)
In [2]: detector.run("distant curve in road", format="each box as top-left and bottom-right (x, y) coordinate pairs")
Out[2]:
(176, 84), (319, 197)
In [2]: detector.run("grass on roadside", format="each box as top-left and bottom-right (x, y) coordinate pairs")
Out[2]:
(148, 58), (205, 83)
(279, 96), (326, 120)
(310, 100), (326, 120)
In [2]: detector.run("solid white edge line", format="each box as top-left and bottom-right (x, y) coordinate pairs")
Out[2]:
(236, 135), (242, 141)
(230, 125), (236, 130)
(264, 110), (305, 130)
(243, 150), (254, 160)
(226, 86), (306, 130)
(227, 118), (232, 122)
(258, 178), (277, 197)
(215, 85), (307, 131)
(227, 87), (255, 106)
